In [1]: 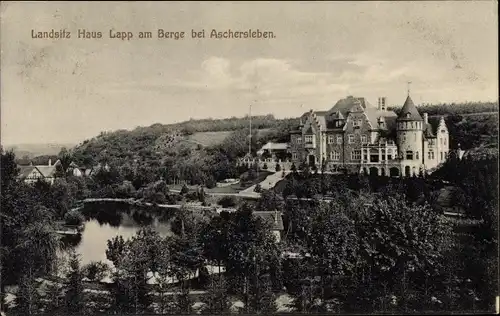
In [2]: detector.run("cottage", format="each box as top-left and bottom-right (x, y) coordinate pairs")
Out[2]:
(256, 142), (290, 161)
(18, 159), (61, 184)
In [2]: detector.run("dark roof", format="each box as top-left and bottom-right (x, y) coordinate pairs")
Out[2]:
(423, 117), (441, 139)
(397, 95), (423, 121)
(364, 108), (398, 129)
(18, 166), (37, 179)
(327, 96), (372, 118)
(254, 211), (284, 231)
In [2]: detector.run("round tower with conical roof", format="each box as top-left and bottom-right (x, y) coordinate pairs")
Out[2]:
(396, 94), (424, 175)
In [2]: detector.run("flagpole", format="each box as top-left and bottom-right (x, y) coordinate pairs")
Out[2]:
(249, 103), (252, 156)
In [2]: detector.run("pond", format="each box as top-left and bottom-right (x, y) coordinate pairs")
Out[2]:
(61, 202), (177, 266)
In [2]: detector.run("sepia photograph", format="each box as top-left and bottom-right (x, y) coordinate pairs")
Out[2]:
(0, 1), (498, 315)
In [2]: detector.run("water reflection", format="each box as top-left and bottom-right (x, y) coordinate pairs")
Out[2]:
(67, 202), (177, 266)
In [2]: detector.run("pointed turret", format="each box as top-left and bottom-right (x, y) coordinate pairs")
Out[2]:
(397, 95), (423, 121)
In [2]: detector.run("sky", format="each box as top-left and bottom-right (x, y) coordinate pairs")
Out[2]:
(1, 1), (498, 145)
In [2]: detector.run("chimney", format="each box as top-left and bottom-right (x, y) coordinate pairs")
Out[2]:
(48, 159), (52, 167)
(423, 113), (428, 124)
(378, 97), (387, 111)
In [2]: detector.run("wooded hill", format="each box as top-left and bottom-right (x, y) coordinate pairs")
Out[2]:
(67, 115), (298, 188)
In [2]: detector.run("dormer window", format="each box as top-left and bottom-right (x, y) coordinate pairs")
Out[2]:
(406, 112), (411, 118)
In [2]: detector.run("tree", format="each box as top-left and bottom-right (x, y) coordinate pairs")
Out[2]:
(275, 163), (281, 172)
(13, 270), (41, 316)
(308, 202), (359, 303)
(107, 228), (164, 314)
(218, 196), (237, 208)
(64, 251), (85, 314)
(106, 235), (128, 267)
(257, 190), (284, 212)
(198, 187), (206, 203)
(201, 275), (231, 314)
(83, 261), (110, 282)
(349, 194), (453, 312)
(64, 210), (85, 226)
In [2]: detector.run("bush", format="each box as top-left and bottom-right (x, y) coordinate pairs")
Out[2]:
(218, 196), (237, 208)
(180, 184), (189, 195)
(254, 184), (263, 193)
(291, 163), (297, 172)
(186, 191), (199, 201)
(206, 177), (217, 189)
(83, 261), (109, 282)
(64, 210), (85, 226)
(275, 164), (281, 172)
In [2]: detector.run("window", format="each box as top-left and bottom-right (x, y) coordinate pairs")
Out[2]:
(406, 113), (411, 118)
(296, 137), (302, 144)
(406, 151), (414, 160)
(352, 119), (361, 127)
(388, 139), (394, 145)
(330, 151), (340, 161)
(416, 151), (419, 159)
(337, 135), (342, 144)
(361, 135), (367, 144)
(444, 138), (447, 146)
(328, 135), (334, 144)
(441, 129), (446, 133)
(292, 152), (298, 160)
(363, 154), (368, 161)
(440, 152), (443, 161)
(305, 135), (313, 143)
(351, 150), (361, 160)
(348, 135), (354, 144)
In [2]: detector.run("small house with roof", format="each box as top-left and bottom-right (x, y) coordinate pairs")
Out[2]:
(256, 142), (290, 160)
(254, 210), (284, 243)
(18, 159), (61, 184)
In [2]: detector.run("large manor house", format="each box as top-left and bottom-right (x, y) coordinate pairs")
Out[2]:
(288, 93), (450, 177)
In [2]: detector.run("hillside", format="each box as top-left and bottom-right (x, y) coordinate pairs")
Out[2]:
(68, 115), (298, 188)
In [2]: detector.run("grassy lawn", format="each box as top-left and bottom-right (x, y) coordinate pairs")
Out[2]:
(168, 170), (274, 194)
(187, 131), (233, 147)
(207, 170), (274, 193)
